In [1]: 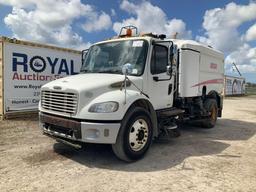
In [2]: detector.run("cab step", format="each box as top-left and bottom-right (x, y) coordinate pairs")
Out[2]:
(157, 107), (184, 117)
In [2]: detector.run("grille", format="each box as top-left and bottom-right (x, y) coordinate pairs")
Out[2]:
(41, 90), (78, 115)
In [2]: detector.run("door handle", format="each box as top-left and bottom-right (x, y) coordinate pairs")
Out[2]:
(168, 84), (172, 95)
(153, 76), (171, 82)
(153, 76), (159, 81)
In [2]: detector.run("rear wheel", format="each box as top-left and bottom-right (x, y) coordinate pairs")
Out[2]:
(201, 99), (218, 128)
(112, 107), (153, 162)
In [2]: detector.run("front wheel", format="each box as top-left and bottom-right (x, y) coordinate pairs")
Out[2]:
(112, 107), (153, 162)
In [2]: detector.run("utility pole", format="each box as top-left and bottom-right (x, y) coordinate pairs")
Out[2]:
(232, 62), (242, 76)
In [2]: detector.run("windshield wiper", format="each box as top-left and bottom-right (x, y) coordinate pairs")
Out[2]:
(97, 69), (121, 74)
(80, 69), (89, 73)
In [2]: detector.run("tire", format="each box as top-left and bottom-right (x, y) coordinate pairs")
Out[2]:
(201, 99), (218, 128)
(112, 107), (153, 162)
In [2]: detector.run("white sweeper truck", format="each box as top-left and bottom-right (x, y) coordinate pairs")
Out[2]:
(39, 26), (224, 162)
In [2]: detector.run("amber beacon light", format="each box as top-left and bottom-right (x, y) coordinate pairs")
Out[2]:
(119, 25), (138, 37)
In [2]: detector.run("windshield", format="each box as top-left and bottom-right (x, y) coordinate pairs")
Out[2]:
(80, 40), (148, 76)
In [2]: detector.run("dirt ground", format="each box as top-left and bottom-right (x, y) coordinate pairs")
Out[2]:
(0, 96), (256, 192)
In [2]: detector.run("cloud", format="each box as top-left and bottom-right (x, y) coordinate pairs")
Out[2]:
(196, 2), (256, 53)
(82, 12), (112, 32)
(0, 0), (35, 8)
(225, 44), (256, 65)
(113, 0), (191, 39)
(197, 2), (256, 74)
(1, 0), (111, 49)
(111, 9), (116, 17)
(225, 44), (256, 73)
(245, 23), (256, 41)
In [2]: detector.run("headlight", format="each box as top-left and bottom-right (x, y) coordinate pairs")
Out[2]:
(88, 101), (119, 113)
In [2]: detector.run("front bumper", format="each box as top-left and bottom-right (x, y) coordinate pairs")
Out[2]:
(39, 113), (120, 144)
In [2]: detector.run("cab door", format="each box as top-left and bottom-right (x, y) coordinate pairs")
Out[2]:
(147, 43), (174, 110)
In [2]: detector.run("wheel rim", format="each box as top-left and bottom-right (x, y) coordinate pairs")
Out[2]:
(210, 106), (217, 122)
(129, 118), (149, 152)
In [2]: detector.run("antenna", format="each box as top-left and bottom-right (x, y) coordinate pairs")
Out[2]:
(232, 62), (242, 76)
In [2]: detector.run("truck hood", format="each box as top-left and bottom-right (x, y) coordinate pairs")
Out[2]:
(42, 73), (143, 92)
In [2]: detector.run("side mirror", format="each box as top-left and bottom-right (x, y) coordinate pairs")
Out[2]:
(82, 49), (89, 64)
(172, 65), (176, 74)
(172, 45), (178, 55)
(166, 65), (172, 76)
(168, 44), (178, 76)
(169, 44), (178, 65)
(122, 63), (133, 75)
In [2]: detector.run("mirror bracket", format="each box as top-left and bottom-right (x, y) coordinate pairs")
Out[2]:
(166, 65), (172, 76)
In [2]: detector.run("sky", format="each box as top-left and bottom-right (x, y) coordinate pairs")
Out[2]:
(0, 0), (255, 82)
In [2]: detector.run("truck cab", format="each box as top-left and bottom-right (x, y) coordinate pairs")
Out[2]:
(39, 26), (224, 162)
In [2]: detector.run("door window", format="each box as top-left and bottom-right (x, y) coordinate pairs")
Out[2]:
(151, 45), (168, 75)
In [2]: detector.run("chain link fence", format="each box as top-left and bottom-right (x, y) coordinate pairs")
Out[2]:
(246, 83), (256, 95)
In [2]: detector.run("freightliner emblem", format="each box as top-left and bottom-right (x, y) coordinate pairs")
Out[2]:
(53, 86), (62, 90)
